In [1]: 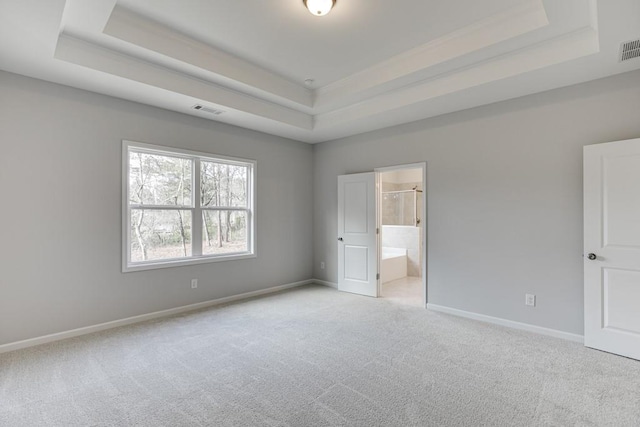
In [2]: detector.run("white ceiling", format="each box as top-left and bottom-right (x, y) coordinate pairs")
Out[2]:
(1, 0), (639, 143)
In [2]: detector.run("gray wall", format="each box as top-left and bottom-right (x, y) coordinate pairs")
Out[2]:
(3, 68), (640, 345)
(0, 71), (314, 345)
(313, 70), (640, 335)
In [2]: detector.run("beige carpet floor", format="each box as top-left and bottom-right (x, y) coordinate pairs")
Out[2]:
(1, 284), (639, 426)
(381, 276), (423, 307)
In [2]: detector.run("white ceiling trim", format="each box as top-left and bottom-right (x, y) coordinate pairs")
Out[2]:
(315, 25), (600, 128)
(3, 0), (637, 144)
(315, 0), (550, 110)
(103, 5), (313, 109)
(101, 0), (552, 114)
(54, 34), (313, 130)
(52, 0), (601, 134)
(55, 10), (599, 134)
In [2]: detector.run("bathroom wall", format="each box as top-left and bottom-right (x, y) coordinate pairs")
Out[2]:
(381, 169), (423, 277)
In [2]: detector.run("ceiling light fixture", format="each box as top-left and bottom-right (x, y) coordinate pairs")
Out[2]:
(303, 0), (336, 17)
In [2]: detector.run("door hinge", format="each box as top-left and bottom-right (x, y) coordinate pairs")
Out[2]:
(376, 228), (379, 235)
(376, 273), (380, 280)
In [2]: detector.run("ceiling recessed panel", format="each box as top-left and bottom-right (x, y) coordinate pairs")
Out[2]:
(1, 0), (639, 143)
(114, 0), (530, 86)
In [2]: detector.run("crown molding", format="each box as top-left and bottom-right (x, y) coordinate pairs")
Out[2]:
(54, 18), (599, 135)
(102, 1), (550, 115)
(103, 5), (314, 109)
(314, 0), (549, 110)
(54, 33), (313, 130)
(44, 0), (605, 142)
(315, 25), (599, 128)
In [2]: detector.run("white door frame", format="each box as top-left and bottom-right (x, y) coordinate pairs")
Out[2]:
(375, 162), (428, 307)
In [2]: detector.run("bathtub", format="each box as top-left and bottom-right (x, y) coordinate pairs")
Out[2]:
(381, 247), (407, 283)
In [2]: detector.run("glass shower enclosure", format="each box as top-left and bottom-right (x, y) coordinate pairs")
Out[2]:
(381, 188), (422, 226)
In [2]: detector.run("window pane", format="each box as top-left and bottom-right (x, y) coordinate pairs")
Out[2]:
(129, 151), (192, 206)
(201, 161), (247, 208)
(130, 209), (192, 262)
(202, 210), (248, 255)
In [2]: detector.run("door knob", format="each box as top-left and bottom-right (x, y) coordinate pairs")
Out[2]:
(587, 253), (597, 260)
(338, 237), (343, 241)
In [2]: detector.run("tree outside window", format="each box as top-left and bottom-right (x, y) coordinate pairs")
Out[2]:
(124, 141), (254, 271)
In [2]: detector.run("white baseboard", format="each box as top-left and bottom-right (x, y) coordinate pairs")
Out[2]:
(0, 279), (314, 354)
(426, 303), (584, 343)
(313, 279), (338, 288)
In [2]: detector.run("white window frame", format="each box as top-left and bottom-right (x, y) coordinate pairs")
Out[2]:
(122, 140), (256, 272)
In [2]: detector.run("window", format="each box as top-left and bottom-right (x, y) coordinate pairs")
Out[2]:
(123, 141), (255, 272)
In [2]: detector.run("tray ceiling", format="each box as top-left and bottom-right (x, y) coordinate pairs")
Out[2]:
(1, 0), (639, 143)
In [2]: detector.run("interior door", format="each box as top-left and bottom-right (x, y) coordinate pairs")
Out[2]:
(338, 172), (378, 297)
(584, 138), (640, 360)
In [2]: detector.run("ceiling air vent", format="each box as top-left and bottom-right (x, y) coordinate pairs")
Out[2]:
(192, 104), (225, 115)
(619, 39), (640, 62)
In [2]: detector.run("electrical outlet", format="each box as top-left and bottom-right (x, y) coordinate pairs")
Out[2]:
(191, 279), (198, 289)
(525, 294), (536, 307)
(320, 261), (325, 269)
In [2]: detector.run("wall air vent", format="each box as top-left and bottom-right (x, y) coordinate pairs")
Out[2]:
(619, 39), (640, 62)
(192, 104), (225, 115)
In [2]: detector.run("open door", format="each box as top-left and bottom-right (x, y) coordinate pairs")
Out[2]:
(338, 172), (378, 297)
(584, 138), (640, 360)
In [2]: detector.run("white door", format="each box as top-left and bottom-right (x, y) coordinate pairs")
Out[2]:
(584, 138), (640, 360)
(338, 172), (378, 297)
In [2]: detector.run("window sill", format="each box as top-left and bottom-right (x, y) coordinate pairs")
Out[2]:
(123, 252), (256, 273)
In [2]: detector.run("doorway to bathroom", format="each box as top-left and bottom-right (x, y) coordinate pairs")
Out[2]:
(377, 163), (426, 307)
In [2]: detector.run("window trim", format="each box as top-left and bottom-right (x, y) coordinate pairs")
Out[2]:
(122, 140), (256, 273)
